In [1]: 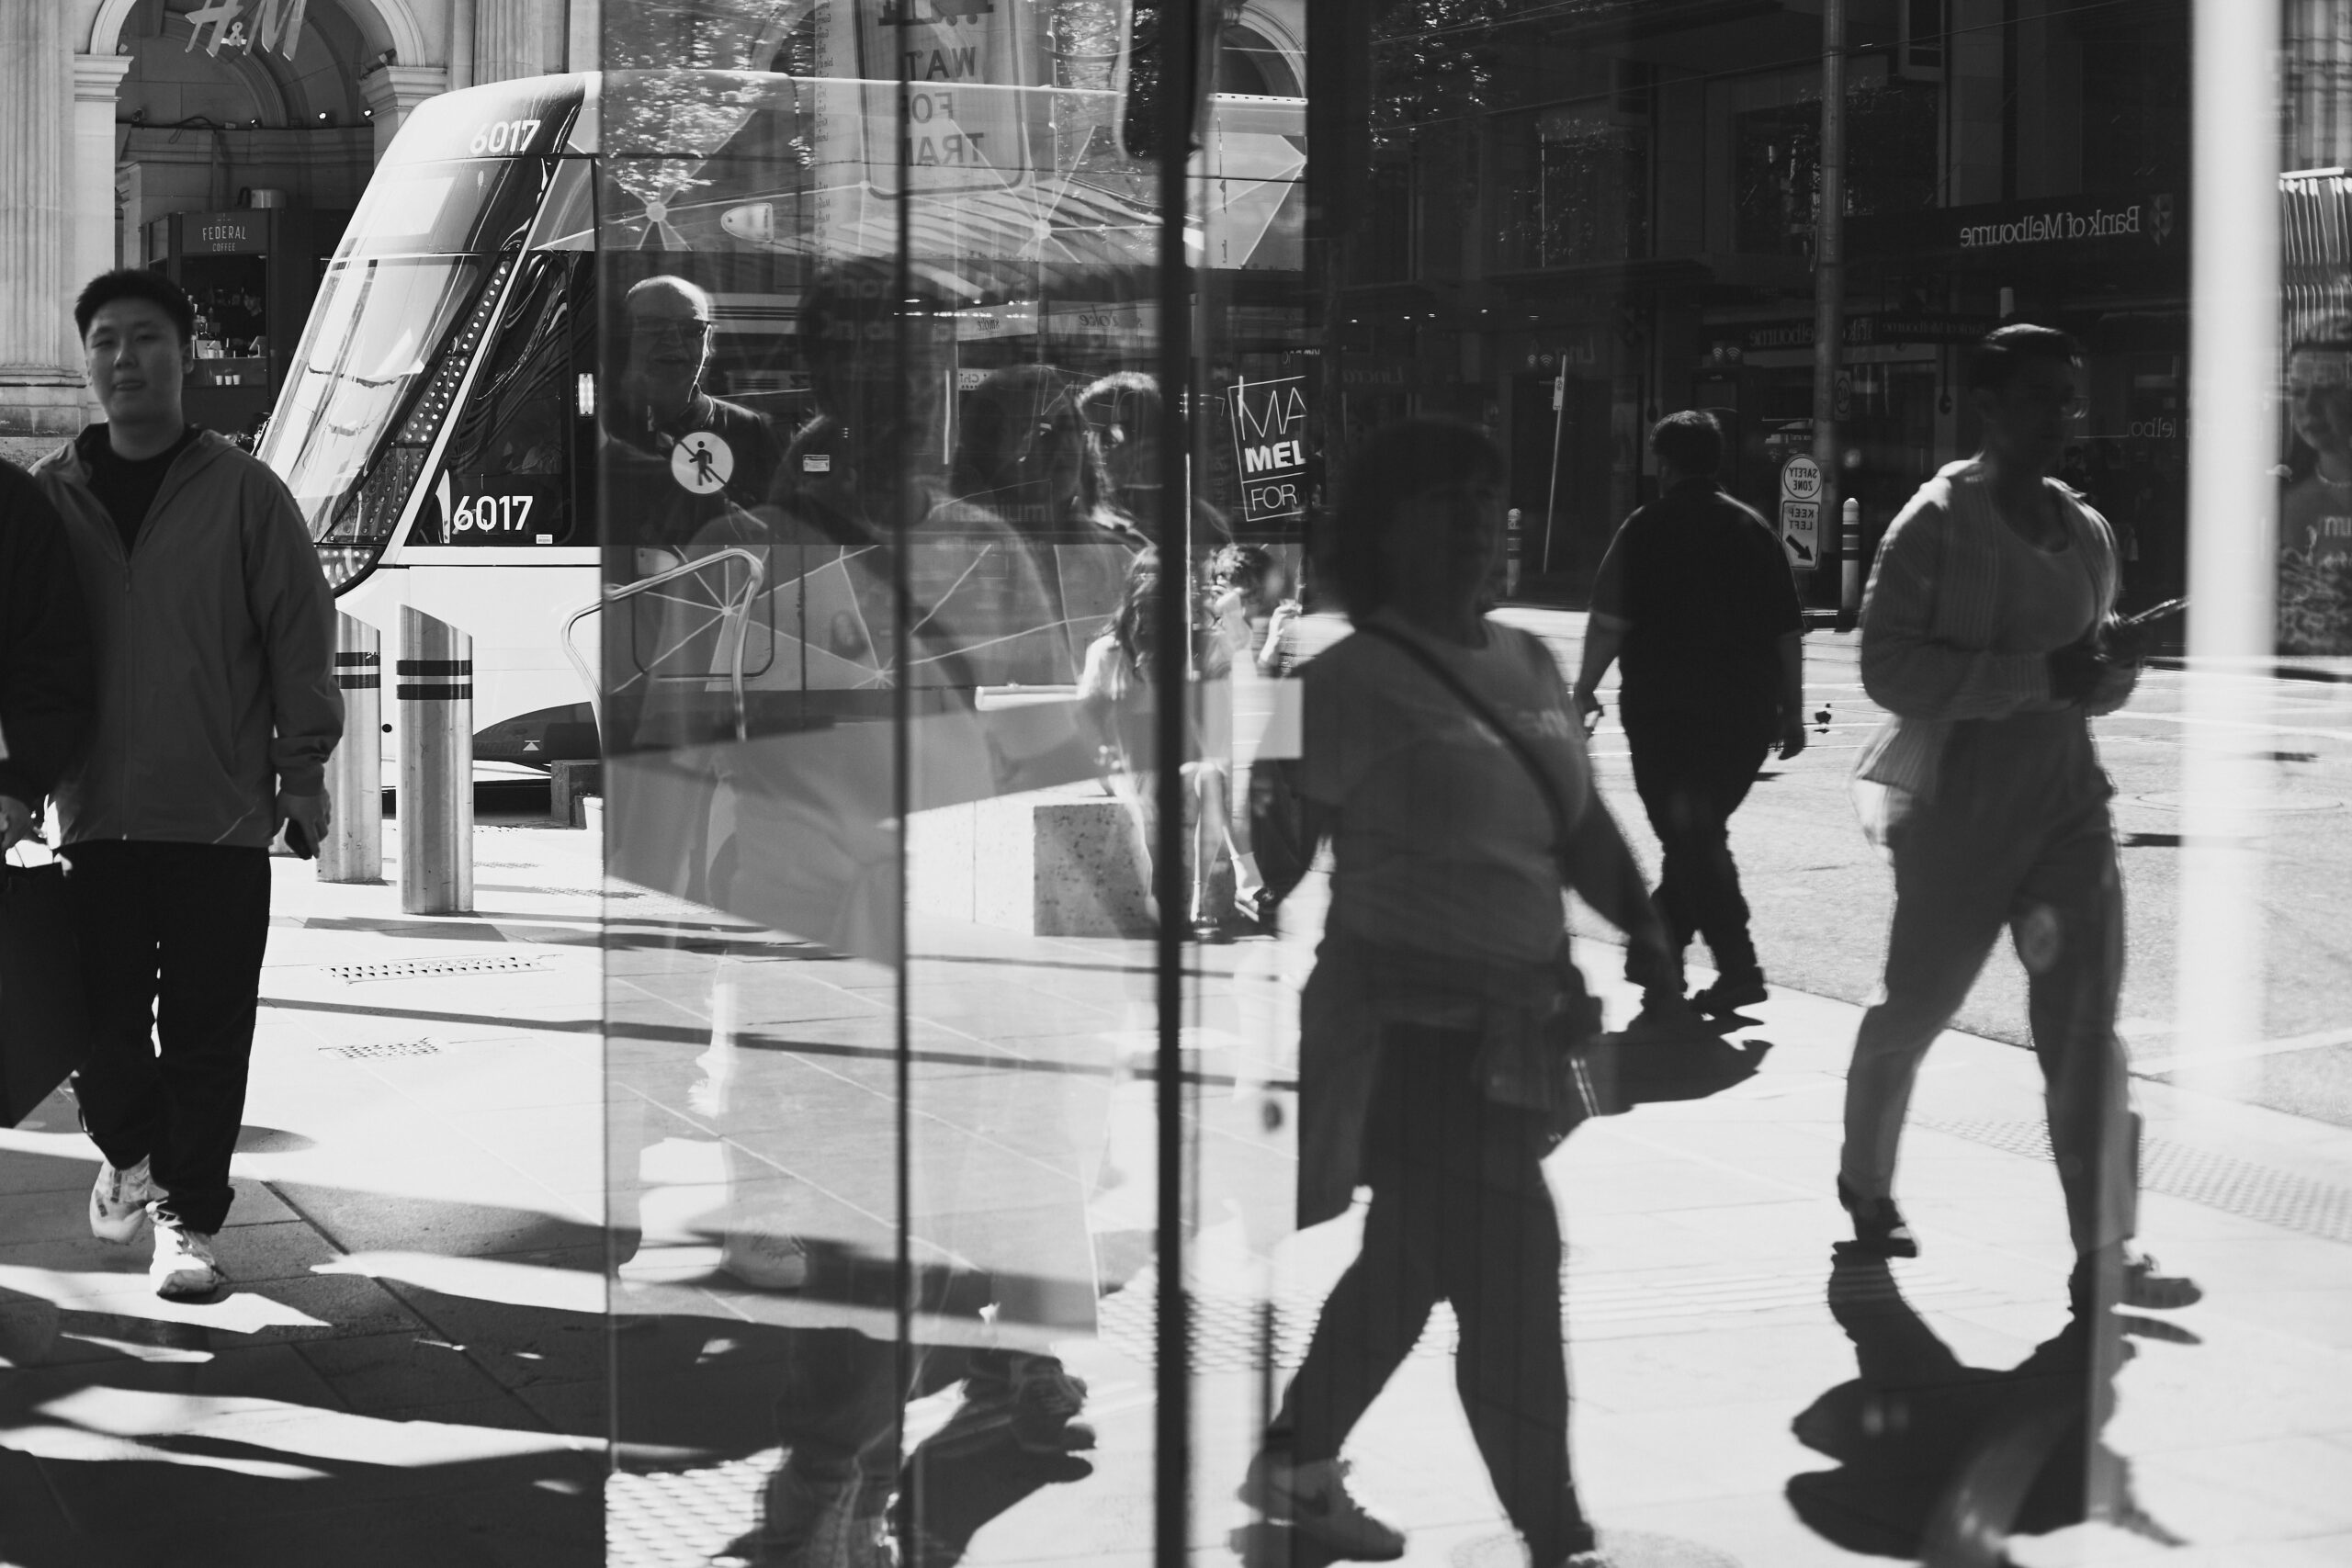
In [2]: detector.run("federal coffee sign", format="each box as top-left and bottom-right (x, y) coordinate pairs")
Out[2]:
(1227, 378), (1310, 525)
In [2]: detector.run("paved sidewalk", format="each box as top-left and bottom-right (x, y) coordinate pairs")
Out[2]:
(0, 812), (613, 1567)
(5, 800), (2350, 1566)
(602, 879), (2352, 1568)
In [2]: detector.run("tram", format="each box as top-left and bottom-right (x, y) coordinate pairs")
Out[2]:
(260, 65), (1309, 766)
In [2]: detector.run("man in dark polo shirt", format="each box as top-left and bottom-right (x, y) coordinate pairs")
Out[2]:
(1573, 410), (1806, 1018)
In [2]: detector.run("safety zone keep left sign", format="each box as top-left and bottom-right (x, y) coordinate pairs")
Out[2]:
(1779, 453), (1822, 568)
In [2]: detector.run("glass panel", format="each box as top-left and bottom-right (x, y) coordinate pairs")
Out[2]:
(594, 6), (1294, 1559)
(582, 5), (2352, 1568)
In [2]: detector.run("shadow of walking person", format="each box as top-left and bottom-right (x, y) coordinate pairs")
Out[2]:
(1787, 1251), (2188, 1563)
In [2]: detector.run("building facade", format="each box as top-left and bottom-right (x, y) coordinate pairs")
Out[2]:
(0, 0), (595, 459)
(1329, 0), (2204, 608)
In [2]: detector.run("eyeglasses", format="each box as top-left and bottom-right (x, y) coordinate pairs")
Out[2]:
(629, 319), (711, 344)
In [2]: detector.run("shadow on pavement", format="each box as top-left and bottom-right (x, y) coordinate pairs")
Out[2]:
(0, 1146), (617, 1566)
(1786, 1250), (2187, 1562)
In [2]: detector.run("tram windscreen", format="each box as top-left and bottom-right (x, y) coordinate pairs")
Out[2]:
(261, 153), (559, 586)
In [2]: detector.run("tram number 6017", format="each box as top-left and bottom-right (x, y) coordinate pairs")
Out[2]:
(468, 118), (543, 156)
(452, 494), (536, 535)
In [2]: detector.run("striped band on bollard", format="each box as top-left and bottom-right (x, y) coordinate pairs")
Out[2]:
(395, 658), (471, 702)
(335, 650), (381, 691)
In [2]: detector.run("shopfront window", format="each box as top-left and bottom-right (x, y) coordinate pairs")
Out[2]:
(590, 6), (2352, 1565)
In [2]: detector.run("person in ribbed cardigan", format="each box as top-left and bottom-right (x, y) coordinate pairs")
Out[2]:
(1839, 324), (2197, 1315)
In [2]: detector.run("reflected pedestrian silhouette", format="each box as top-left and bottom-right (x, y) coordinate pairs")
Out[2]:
(1241, 419), (1681, 1568)
(1789, 1252), (2186, 1562)
(1839, 324), (2199, 1315)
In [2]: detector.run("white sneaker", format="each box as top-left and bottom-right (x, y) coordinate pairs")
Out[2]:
(149, 1213), (227, 1302)
(721, 1227), (809, 1291)
(1239, 1450), (1407, 1562)
(88, 1156), (153, 1245)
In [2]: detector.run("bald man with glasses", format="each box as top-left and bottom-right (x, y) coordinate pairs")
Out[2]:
(607, 275), (783, 554)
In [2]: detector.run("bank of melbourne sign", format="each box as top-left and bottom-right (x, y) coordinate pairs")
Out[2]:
(1227, 378), (1310, 525)
(1957, 199), (2165, 250)
(1850, 192), (2179, 259)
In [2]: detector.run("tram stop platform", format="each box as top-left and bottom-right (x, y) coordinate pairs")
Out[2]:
(0, 802), (2347, 1568)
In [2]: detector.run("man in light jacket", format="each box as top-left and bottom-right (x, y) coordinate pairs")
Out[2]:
(29, 270), (340, 1302)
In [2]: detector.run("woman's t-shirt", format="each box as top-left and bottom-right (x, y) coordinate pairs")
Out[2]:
(1302, 613), (1590, 964)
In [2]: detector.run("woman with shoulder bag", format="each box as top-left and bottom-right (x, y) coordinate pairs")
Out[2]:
(1238, 418), (1679, 1568)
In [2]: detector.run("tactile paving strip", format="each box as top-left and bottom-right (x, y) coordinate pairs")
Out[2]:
(1096, 1259), (1988, 1374)
(326, 953), (554, 984)
(606, 1452), (778, 1568)
(1455, 1529), (1742, 1567)
(1919, 1115), (2352, 1246)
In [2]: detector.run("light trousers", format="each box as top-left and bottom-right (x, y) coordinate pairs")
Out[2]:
(1840, 711), (2138, 1257)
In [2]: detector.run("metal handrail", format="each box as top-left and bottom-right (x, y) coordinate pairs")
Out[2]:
(563, 547), (769, 743)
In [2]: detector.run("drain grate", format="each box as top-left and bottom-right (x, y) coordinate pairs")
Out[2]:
(327, 954), (553, 984)
(1920, 1115), (2352, 1246)
(320, 1039), (440, 1060)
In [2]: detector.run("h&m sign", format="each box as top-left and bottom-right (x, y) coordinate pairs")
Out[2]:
(183, 0), (311, 61)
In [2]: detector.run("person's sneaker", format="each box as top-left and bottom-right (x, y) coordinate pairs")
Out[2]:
(2072, 1247), (2202, 1312)
(1690, 973), (1768, 1017)
(149, 1213), (227, 1302)
(720, 1228), (809, 1292)
(750, 1463), (891, 1568)
(89, 1156), (153, 1245)
(1238, 1450), (1406, 1562)
(1837, 1176), (1919, 1259)
(1619, 991), (1710, 1043)
(1006, 1357), (1096, 1454)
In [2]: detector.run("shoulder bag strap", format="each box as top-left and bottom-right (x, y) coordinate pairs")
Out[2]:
(1355, 620), (1572, 860)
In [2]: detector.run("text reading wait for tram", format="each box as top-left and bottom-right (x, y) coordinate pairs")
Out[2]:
(902, 46), (980, 80)
(903, 130), (990, 166)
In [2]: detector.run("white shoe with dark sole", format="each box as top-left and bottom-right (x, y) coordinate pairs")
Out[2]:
(150, 1213), (227, 1302)
(89, 1156), (153, 1245)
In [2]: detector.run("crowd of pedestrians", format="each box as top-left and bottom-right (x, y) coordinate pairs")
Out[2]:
(0, 274), (2200, 1567)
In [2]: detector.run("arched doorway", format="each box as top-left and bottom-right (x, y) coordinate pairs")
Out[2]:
(96, 0), (407, 443)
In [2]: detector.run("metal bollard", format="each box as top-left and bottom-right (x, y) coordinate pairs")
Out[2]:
(398, 606), (473, 914)
(1839, 497), (1864, 624)
(319, 614), (383, 883)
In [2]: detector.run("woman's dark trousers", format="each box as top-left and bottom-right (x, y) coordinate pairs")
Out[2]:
(1275, 1023), (1590, 1562)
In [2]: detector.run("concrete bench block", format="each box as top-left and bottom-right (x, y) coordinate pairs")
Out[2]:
(909, 782), (1153, 938)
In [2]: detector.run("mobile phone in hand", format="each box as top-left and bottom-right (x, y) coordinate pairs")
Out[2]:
(284, 816), (317, 860)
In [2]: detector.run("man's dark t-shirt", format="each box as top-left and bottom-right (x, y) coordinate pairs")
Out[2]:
(76, 424), (200, 558)
(1589, 479), (1804, 725)
(604, 392), (782, 554)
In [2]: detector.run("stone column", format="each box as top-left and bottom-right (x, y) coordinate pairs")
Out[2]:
(74, 57), (134, 288)
(0, 5), (82, 448)
(363, 64), (453, 163)
(474, 0), (567, 86)
(568, 0), (601, 74)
